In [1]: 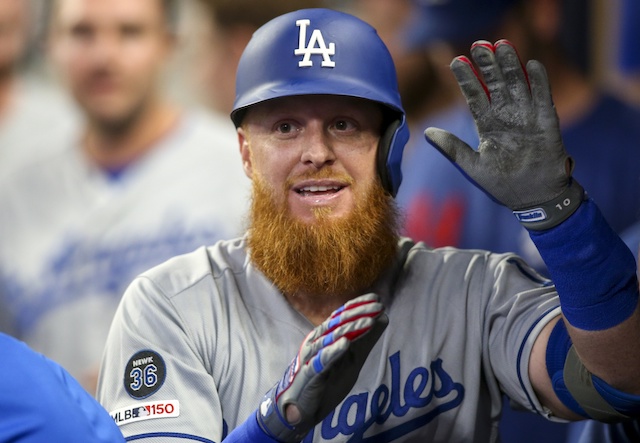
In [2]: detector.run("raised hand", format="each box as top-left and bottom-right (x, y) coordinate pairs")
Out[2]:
(425, 39), (585, 230)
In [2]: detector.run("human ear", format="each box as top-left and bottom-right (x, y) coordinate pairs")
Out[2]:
(238, 127), (253, 179)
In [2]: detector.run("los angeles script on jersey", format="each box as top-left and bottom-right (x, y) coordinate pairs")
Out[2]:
(221, 350), (464, 442)
(303, 351), (464, 441)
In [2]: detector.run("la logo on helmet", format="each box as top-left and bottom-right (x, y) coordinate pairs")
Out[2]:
(294, 19), (336, 68)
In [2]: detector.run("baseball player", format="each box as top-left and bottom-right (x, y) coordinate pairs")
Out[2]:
(97, 8), (640, 443)
(0, 331), (124, 442)
(0, 0), (250, 395)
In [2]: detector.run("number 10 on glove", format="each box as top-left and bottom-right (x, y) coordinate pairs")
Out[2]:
(257, 293), (388, 442)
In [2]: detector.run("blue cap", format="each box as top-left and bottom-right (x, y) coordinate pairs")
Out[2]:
(404, 0), (521, 49)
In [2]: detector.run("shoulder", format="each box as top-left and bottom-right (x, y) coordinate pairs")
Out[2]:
(402, 238), (550, 287)
(405, 238), (492, 267)
(0, 333), (125, 442)
(130, 237), (249, 301)
(0, 136), (81, 186)
(178, 108), (238, 146)
(0, 332), (43, 374)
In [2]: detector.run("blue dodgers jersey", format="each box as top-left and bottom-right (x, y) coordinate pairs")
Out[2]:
(0, 332), (124, 443)
(98, 237), (561, 443)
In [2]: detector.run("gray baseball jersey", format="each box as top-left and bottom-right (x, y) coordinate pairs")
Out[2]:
(0, 109), (250, 388)
(97, 237), (561, 442)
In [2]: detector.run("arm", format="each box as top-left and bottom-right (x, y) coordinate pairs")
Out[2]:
(529, 198), (640, 418)
(425, 40), (640, 420)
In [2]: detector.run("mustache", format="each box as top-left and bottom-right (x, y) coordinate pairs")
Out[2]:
(284, 168), (355, 188)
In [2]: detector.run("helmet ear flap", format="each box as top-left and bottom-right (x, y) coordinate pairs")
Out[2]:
(377, 116), (409, 198)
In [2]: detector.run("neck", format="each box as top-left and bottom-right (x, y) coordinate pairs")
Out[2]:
(83, 100), (180, 171)
(0, 71), (17, 118)
(285, 291), (357, 326)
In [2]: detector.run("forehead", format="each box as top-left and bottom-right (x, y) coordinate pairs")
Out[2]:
(55, 0), (164, 26)
(244, 95), (383, 121)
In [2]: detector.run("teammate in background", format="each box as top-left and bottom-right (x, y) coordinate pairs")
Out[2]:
(611, 0), (640, 105)
(0, 331), (125, 442)
(191, 0), (324, 116)
(0, 0), (79, 174)
(97, 8), (640, 442)
(0, 0), (249, 395)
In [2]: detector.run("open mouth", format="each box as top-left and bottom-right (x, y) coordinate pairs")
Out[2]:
(296, 185), (344, 196)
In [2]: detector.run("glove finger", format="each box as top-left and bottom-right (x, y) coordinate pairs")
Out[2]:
(495, 40), (531, 109)
(300, 314), (388, 413)
(425, 127), (479, 168)
(309, 313), (388, 380)
(309, 293), (379, 340)
(347, 312), (389, 363)
(340, 292), (380, 311)
(526, 59), (561, 133)
(305, 310), (383, 362)
(286, 315), (389, 431)
(470, 41), (510, 111)
(323, 314), (380, 346)
(450, 55), (490, 120)
(300, 293), (383, 363)
(319, 294), (383, 337)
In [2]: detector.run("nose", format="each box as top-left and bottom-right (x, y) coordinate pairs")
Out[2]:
(88, 33), (119, 66)
(300, 126), (336, 169)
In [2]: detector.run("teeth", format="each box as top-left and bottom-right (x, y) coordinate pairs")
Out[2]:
(300, 185), (340, 192)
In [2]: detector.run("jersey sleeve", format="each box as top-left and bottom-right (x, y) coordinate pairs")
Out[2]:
(0, 333), (125, 443)
(97, 274), (227, 443)
(481, 253), (562, 420)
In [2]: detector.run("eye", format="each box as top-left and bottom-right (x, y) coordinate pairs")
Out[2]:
(275, 121), (299, 134)
(121, 24), (145, 39)
(70, 23), (94, 40)
(333, 119), (356, 132)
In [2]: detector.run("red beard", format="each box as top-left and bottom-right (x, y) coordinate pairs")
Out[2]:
(247, 173), (400, 299)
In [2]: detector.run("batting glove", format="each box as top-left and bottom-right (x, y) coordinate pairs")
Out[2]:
(425, 39), (585, 230)
(257, 293), (388, 442)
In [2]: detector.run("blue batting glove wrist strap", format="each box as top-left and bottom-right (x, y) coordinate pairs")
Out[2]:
(529, 198), (639, 330)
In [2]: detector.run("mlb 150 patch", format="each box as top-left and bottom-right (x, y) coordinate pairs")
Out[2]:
(124, 349), (166, 399)
(111, 400), (180, 427)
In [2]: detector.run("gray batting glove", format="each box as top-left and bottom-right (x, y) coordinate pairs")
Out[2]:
(425, 39), (585, 230)
(257, 293), (388, 442)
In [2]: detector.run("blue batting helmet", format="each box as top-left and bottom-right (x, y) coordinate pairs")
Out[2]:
(231, 8), (410, 197)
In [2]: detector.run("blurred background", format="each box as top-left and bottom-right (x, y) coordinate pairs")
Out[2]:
(1, 1), (638, 443)
(7, 0), (640, 122)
